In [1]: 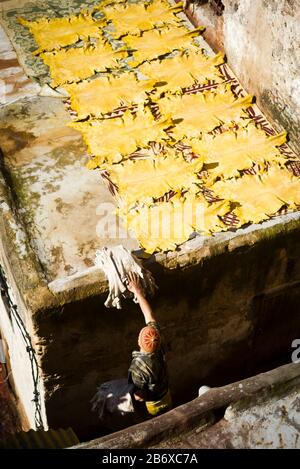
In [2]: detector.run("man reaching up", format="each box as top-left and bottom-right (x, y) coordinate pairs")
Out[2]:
(127, 272), (171, 417)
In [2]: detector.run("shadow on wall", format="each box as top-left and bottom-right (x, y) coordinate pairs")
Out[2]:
(185, 0), (226, 53)
(184, 0), (300, 155)
(33, 220), (300, 442)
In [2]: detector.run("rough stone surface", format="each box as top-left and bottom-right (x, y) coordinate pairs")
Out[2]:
(186, 0), (300, 155)
(221, 387), (300, 449)
(0, 26), (40, 106)
(154, 378), (300, 449)
(73, 363), (300, 448)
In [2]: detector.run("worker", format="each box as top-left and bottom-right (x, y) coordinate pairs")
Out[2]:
(126, 272), (171, 417)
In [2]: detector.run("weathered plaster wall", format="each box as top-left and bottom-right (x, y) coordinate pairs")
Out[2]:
(221, 381), (300, 449)
(0, 298), (35, 430)
(0, 263), (48, 431)
(177, 373), (300, 449)
(35, 218), (300, 440)
(186, 0), (300, 154)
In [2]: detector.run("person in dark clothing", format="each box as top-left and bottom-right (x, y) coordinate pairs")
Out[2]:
(127, 272), (171, 416)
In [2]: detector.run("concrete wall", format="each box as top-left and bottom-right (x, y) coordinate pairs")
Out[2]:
(35, 218), (300, 440)
(185, 0), (300, 154)
(0, 262), (48, 431)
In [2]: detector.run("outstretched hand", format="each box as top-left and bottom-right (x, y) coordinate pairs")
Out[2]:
(127, 272), (142, 296)
(127, 272), (155, 323)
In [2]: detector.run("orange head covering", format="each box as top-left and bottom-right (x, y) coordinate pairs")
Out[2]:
(138, 326), (161, 353)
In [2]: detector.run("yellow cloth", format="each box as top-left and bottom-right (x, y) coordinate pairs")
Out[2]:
(69, 108), (172, 165)
(146, 389), (172, 416)
(189, 124), (287, 183)
(105, 0), (183, 38)
(158, 85), (253, 138)
(106, 148), (203, 207)
(120, 193), (230, 254)
(41, 42), (127, 87)
(124, 26), (204, 66)
(23, 1), (298, 253)
(213, 165), (300, 225)
(140, 51), (224, 93)
(65, 73), (155, 118)
(19, 14), (106, 54)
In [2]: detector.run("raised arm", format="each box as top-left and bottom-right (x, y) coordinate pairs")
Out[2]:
(127, 272), (156, 324)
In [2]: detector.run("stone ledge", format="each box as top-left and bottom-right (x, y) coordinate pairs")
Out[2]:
(48, 211), (300, 296)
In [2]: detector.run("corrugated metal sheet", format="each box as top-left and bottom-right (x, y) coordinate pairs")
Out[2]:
(0, 427), (79, 449)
